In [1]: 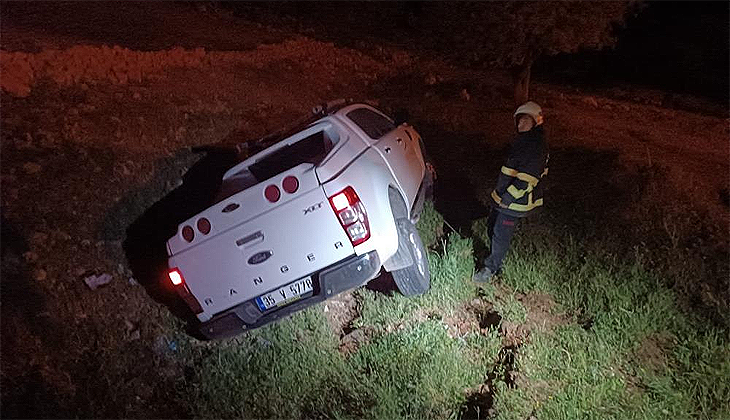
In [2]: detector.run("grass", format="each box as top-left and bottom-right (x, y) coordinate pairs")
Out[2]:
(181, 308), (367, 419)
(176, 183), (728, 419)
(485, 217), (729, 419)
(350, 319), (492, 419)
(353, 230), (476, 331)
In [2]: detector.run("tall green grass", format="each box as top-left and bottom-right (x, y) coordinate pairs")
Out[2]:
(179, 200), (728, 420)
(350, 319), (494, 419)
(185, 308), (366, 419)
(475, 211), (730, 420)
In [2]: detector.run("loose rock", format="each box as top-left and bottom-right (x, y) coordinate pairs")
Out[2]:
(31, 232), (49, 245)
(84, 273), (113, 290)
(124, 319), (135, 332)
(460, 88), (471, 101)
(582, 96), (599, 108)
(22, 162), (42, 174)
(33, 269), (47, 281)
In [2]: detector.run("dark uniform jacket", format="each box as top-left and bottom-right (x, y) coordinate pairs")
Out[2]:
(490, 125), (549, 217)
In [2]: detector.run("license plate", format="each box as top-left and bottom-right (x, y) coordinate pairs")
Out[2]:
(255, 277), (313, 311)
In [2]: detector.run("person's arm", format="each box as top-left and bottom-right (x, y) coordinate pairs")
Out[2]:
(501, 177), (532, 206)
(498, 147), (523, 206)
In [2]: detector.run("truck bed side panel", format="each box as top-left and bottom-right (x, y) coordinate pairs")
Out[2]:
(322, 147), (400, 265)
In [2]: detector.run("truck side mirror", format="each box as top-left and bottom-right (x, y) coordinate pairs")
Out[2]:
(393, 109), (409, 126)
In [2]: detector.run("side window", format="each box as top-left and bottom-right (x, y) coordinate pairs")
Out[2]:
(346, 108), (395, 140)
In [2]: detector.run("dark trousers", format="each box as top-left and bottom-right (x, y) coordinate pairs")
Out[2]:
(484, 210), (519, 273)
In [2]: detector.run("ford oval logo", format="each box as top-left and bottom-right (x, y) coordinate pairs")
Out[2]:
(248, 250), (273, 265)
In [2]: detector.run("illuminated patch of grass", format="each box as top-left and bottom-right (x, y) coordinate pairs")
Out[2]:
(185, 294), (502, 419)
(354, 231), (476, 330)
(477, 217), (730, 420)
(350, 319), (490, 419)
(416, 200), (445, 249)
(495, 324), (636, 420)
(493, 292), (527, 324)
(187, 308), (369, 419)
(495, 320), (729, 420)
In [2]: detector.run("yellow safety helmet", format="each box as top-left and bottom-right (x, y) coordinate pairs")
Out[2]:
(514, 101), (544, 127)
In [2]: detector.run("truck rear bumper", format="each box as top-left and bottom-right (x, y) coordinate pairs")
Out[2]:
(196, 251), (380, 340)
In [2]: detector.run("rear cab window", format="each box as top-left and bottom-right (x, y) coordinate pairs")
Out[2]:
(216, 125), (340, 202)
(346, 108), (395, 139)
(248, 130), (329, 182)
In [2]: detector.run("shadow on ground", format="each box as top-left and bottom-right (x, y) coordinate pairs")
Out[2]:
(415, 120), (633, 262)
(365, 271), (399, 295)
(415, 123), (497, 234)
(0, 218), (72, 418)
(107, 147), (240, 327)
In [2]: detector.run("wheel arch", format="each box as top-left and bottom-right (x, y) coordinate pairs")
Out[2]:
(382, 184), (414, 272)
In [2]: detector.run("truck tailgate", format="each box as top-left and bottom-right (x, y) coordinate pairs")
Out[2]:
(168, 165), (354, 320)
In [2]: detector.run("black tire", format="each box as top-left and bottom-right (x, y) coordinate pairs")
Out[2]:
(392, 218), (431, 296)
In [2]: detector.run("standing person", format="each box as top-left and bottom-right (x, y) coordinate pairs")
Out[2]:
(473, 101), (549, 283)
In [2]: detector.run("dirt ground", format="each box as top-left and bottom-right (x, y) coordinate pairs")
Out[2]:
(1, 2), (728, 418)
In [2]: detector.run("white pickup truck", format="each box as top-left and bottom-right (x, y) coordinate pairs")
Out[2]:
(166, 101), (434, 339)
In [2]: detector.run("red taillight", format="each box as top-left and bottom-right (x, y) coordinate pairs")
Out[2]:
(168, 268), (184, 285)
(265, 185), (281, 202)
(328, 186), (370, 246)
(330, 187), (359, 211)
(331, 192), (349, 211)
(197, 217), (211, 235)
(282, 176), (299, 194)
(167, 267), (203, 314)
(182, 225), (194, 242)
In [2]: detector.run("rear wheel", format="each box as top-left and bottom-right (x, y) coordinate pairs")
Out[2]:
(391, 218), (430, 296)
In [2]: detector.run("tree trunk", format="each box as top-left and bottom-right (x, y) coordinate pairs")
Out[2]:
(512, 59), (532, 107)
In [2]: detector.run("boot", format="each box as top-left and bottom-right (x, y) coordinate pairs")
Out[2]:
(472, 266), (495, 284)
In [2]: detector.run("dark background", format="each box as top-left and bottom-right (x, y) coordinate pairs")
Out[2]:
(535, 1), (729, 104)
(235, 1), (729, 105)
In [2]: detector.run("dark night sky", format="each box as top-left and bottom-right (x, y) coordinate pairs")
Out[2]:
(535, 1), (729, 103)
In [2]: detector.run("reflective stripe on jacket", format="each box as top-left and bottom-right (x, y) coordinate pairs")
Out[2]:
(490, 125), (549, 218)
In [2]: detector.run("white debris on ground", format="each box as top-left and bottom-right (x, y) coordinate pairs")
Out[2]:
(83, 273), (113, 290)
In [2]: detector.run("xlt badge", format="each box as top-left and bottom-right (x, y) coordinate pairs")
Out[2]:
(303, 201), (323, 215)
